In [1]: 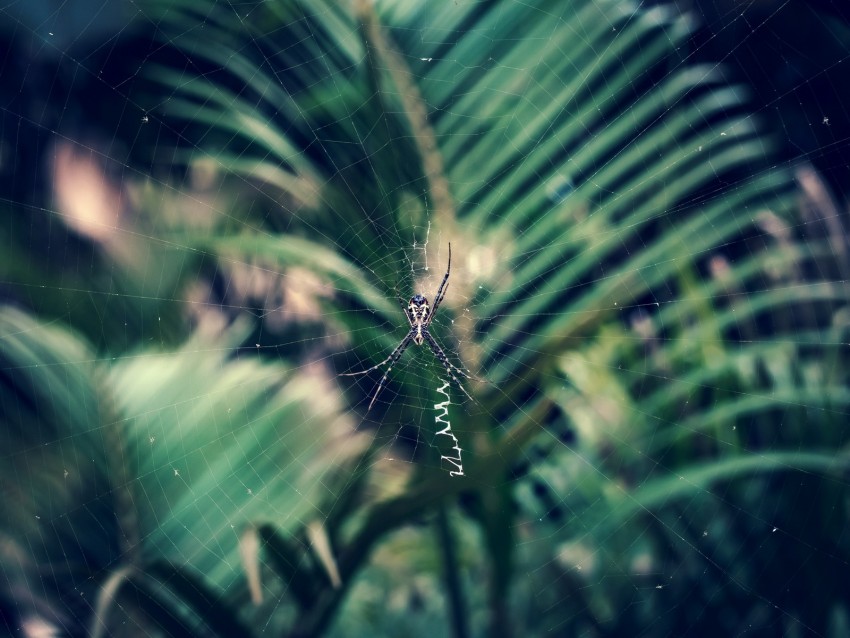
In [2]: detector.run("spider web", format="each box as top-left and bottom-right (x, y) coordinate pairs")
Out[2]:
(1, 0), (849, 637)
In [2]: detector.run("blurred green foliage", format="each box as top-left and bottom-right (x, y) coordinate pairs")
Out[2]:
(1, 0), (849, 636)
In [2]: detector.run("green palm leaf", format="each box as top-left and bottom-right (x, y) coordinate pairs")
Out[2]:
(3, 0), (847, 635)
(138, 1), (849, 634)
(0, 307), (363, 635)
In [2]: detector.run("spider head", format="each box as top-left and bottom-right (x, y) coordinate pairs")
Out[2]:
(407, 294), (430, 343)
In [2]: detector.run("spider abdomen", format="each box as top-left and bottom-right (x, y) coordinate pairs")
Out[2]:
(407, 294), (431, 346)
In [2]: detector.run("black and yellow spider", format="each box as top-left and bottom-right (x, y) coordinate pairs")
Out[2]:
(342, 243), (474, 410)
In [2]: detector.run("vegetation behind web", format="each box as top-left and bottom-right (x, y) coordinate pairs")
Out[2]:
(1, 1), (848, 636)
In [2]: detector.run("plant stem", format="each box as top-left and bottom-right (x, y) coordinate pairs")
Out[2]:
(436, 504), (470, 638)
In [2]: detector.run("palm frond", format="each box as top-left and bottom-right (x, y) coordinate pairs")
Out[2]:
(0, 306), (364, 634)
(4, 0), (841, 635)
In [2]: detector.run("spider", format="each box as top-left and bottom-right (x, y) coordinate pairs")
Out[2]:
(341, 243), (474, 410)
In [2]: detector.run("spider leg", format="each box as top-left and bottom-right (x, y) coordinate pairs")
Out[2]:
(342, 333), (413, 410)
(423, 332), (474, 381)
(423, 331), (475, 403)
(364, 333), (414, 410)
(399, 296), (414, 327)
(430, 242), (451, 317)
(339, 354), (396, 377)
